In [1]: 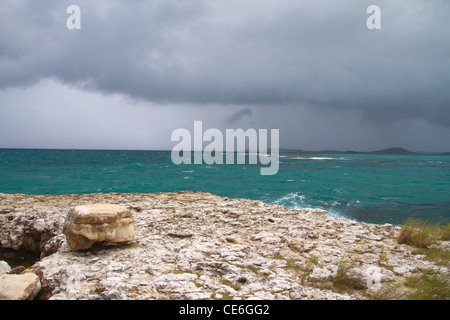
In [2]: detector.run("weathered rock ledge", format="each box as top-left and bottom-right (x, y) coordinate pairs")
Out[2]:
(0, 191), (447, 300)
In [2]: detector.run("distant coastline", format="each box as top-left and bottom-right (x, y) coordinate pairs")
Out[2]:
(278, 147), (450, 156)
(1, 146), (450, 155)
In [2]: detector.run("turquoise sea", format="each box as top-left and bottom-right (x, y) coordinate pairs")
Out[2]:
(0, 149), (449, 225)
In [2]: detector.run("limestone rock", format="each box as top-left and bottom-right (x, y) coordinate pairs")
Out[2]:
(0, 273), (41, 300)
(345, 266), (388, 290)
(63, 204), (135, 250)
(345, 267), (368, 288)
(0, 260), (11, 274)
(10, 266), (26, 274)
(309, 267), (333, 283)
(286, 238), (315, 253)
(41, 234), (67, 258)
(0, 214), (61, 253)
(22, 267), (44, 281)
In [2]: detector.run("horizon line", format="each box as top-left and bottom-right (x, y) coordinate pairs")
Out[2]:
(0, 146), (449, 155)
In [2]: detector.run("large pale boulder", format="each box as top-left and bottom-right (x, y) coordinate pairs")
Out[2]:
(63, 204), (135, 250)
(0, 273), (41, 300)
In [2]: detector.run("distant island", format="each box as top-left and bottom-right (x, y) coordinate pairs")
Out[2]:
(279, 147), (450, 156)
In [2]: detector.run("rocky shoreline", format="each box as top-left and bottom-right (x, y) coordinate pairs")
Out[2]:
(0, 191), (448, 300)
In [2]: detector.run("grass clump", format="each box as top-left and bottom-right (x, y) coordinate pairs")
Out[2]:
(232, 263), (260, 275)
(397, 218), (450, 267)
(414, 247), (450, 266)
(331, 263), (365, 293)
(296, 256), (319, 284)
(397, 218), (448, 249)
(124, 242), (141, 249)
(221, 279), (241, 291)
(405, 270), (449, 300)
(389, 218), (450, 300)
(370, 269), (449, 300)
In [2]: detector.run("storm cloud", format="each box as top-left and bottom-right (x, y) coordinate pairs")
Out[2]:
(0, 0), (449, 151)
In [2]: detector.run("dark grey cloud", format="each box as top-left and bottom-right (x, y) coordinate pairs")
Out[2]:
(226, 108), (252, 124)
(0, 0), (449, 151)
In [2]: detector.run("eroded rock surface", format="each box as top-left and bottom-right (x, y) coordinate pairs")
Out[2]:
(0, 191), (448, 300)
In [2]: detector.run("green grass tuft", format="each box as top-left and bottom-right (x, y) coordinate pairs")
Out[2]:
(397, 218), (448, 249)
(405, 270), (450, 300)
(331, 263), (366, 293)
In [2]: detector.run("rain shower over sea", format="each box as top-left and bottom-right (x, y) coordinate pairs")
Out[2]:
(1, 149), (449, 225)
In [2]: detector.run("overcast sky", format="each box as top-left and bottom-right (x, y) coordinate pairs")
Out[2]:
(1, 0), (449, 152)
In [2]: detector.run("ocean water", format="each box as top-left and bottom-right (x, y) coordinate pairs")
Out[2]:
(0, 149), (449, 225)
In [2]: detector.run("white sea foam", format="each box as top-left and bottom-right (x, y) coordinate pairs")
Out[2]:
(272, 192), (306, 210)
(272, 192), (357, 222)
(289, 156), (349, 160)
(325, 209), (358, 222)
(310, 157), (335, 160)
